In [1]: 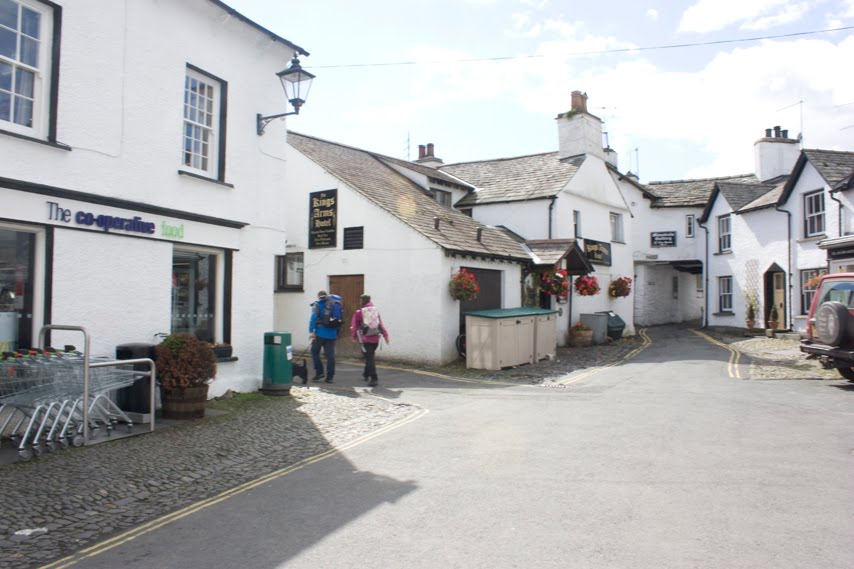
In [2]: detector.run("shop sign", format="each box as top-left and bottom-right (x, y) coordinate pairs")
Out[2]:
(651, 231), (677, 247)
(47, 201), (156, 235)
(583, 238), (612, 266)
(827, 246), (854, 260)
(309, 189), (337, 248)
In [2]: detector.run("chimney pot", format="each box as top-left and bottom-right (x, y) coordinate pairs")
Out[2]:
(773, 126), (781, 138)
(418, 145), (426, 159)
(765, 128), (773, 137)
(476, 227), (483, 242)
(427, 143), (434, 157)
(570, 90), (588, 113)
(781, 129), (788, 139)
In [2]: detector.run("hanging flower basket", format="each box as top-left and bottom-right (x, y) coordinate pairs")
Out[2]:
(449, 268), (480, 301)
(803, 273), (823, 290)
(574, 275), (600, 296)
(541, 268), (569, 297)
(608, 276), (632, 298)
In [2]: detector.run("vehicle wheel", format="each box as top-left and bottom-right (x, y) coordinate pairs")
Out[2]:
(814, 301), (849, 345)
(18, 449), (33, 461)
(455, 334), (466, 358)
(836, 367), (854, 380)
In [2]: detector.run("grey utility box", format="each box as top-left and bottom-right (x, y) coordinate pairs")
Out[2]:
(580, 313), (608, 345)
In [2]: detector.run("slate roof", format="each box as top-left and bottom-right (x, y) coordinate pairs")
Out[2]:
(644, 174), (760, 207)
(440, 153), (585, 207)
(208, 1), (308, 55)
(288, 132), (532, 262)
(717, 182), (778, 212)
(739, 183), (784, 212)
(375, 155), (473, 190)
(803, 149), (854, 187)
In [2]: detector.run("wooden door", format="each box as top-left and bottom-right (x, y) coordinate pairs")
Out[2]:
(329, 274), (364, 357)
(773, 272), (786, 327)
(459, 268), (502, 333)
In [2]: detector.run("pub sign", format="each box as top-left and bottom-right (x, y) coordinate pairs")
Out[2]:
(309, 189), (337, 248)
(583, 238), (612, 266)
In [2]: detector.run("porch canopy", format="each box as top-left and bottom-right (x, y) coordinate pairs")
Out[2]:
(525, 239), (593, 274)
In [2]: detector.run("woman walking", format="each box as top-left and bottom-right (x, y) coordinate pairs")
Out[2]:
(350, 294), (389, 387)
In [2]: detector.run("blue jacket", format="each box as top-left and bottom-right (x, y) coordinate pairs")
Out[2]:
(309, 295), (342, 339)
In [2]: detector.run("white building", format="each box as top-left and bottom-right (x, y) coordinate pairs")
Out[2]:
(0, 0), (309, 396)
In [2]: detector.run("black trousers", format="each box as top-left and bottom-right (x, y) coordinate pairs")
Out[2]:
(363, 342), (378, 381)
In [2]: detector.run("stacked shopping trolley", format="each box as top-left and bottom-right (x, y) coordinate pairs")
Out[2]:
(0, 325), (156, 461)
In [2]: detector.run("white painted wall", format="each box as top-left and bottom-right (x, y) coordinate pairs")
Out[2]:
(276, 146), (523, 365)
(0, 0), (306, 395)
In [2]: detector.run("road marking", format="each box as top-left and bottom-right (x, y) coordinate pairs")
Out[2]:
(367, 363), (514, 386)
(39, 406), (429, 569)
(556, 328), (652, 385)
(691, 330), (742, 379)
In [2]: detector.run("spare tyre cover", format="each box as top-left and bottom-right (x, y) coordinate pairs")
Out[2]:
(815, 301), (849, 346)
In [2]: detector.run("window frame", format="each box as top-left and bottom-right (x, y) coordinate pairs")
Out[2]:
(275, 252), (304, 292)
(342, 226), (364, 250)
(803, 190), (825, 238)
(718, 276), (733, 313)
(171, 246), (225, 343)
(0, 0), (59, 141)
(800, 268), (827, 315)
(181, 64), (228, 182)
(573, 210), (581, 238)
(432, 189), (452, 208)
(686, 214), (695, 238)
(718, 214), (731, 252)
(609, 212), (624, 243)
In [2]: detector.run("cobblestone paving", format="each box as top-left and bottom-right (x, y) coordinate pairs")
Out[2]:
(0, 390), (418, 569)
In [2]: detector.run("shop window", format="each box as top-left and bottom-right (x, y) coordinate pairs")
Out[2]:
(0, 0), (58, 139)
(171, 250), (217, 342)
(275, 252), (303, 291)
(343, 227), (364, 250)
(181, 65), (227, 181)
(0, 228), (34, 351)
(803, 191), (825, 238)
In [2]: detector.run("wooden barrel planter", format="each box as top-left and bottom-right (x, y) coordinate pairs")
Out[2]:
(161, 385), (209, 419)
(568, 330), (593, 347)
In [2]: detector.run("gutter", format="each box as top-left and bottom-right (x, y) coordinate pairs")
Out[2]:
(697, 217), (709, 328)
(775, 204), (793, 329)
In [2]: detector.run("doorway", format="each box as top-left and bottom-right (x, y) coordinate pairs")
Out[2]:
(459, 268), (502, 333)
(763, 265), (786, 328)
(329, 274), (364, 357)
(0, 229), (35, 352)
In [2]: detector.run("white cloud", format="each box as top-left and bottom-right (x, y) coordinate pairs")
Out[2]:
(508, 12), (543, 38)
(647, 8), (659, 20)
(520, 0), (550, 8)
(678, 0), (808, 33)
(742, 2), (810, 30)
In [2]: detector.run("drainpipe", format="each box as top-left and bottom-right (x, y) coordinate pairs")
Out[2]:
(548, 196), (557, 239)
(697, 218), (710, 328)
(829, 190), (844, 237)
(775, 204), (793, 329)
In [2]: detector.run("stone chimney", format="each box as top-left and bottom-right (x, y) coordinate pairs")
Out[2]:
(754, 125), (799, 182)
(557, 90), (606, 160)
(414, 142), (444, 167)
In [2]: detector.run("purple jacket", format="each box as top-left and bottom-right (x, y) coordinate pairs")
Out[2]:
(350, 302), (389, 344)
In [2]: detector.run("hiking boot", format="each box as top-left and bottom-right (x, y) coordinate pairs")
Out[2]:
(324, 377), (334, 383)
(312, 374), (325, 382)
(368, 380), (378, 387)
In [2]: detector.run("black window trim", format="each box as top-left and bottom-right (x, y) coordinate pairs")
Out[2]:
(276, 252), (304, 292)
(185, 63), (228, 183)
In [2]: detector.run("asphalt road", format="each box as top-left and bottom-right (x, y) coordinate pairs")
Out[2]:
(65, 326), (854, 569)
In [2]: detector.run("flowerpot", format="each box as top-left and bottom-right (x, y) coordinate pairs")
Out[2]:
(569, 330), (593, 347)
(746, 319), (755, 330)
(161, 385), (209, 420)
(767, 321), (778, 330)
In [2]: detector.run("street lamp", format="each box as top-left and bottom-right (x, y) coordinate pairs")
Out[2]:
(256, 55), (315, 135)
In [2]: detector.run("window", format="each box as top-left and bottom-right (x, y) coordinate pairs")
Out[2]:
(718, 276), (733, 312)
(460, 208), (472, 217)
(686, 214), (695, 238)
(800, 268), (827, 314)
(433, 189), (452, 208)
(275, 252), (303, 291)
(672, 275), (679, 299)
(182, 65), (227, 180)
(804, 191), (825, 238)
(718, 214), (731, 252)
(0, 0), (56, 137)
(172, 250), (218, 342)
(609, 212), (624, 242)
(573, 210), (581, 238)
(343, 226), (364, 250)
(0, 227), (35, 351)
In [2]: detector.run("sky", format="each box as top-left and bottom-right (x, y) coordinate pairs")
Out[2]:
(225, 0), (854, 183)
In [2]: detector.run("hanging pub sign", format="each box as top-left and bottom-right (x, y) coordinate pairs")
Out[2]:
(583, 238), (612, 266)
(309, 189), (337, 249)
(651, 231), (677, 248)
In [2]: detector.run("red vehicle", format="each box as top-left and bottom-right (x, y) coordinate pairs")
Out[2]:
(800, 272), (854, 380)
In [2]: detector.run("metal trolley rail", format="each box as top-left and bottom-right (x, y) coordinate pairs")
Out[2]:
(0, 325), (156, 460)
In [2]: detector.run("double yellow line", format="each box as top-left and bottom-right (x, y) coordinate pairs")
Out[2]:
(557, 328), (652, 385)
(40, 406), (428, 569)
(691, 330), (742, 379)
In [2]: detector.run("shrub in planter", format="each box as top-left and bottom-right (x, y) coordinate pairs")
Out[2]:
(154, 333), (217, 419)
(568, 321), (593, 347)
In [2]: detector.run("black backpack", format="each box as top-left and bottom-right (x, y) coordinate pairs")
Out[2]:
(317, 295), (343, 329)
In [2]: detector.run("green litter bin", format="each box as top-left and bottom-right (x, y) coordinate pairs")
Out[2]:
(261, 332), (292, 396)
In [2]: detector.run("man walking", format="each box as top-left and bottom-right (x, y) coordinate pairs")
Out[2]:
(309, 290), (342, 384)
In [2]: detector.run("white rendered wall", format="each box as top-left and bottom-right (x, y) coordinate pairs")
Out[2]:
(557, 114), (605, 160)
(754, 139), (800, 182)
(470, 201), (551, 239)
